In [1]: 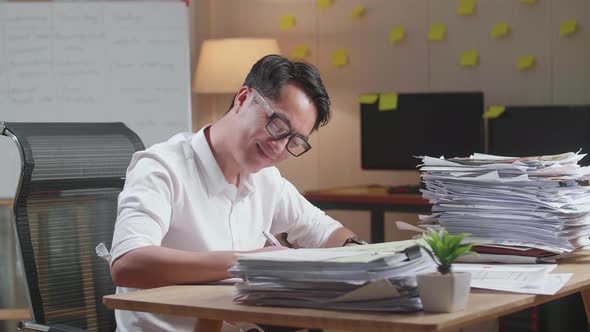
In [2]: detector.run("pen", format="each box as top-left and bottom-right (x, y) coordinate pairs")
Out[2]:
(262, 231), (282, 247)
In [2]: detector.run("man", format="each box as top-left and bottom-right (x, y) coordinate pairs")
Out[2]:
(109, 55), (363, 331)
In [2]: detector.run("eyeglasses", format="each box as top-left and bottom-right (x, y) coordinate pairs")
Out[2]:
(250, 89), (312, 157)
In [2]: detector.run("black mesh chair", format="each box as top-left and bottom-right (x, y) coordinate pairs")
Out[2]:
(1, 122), (144, 332)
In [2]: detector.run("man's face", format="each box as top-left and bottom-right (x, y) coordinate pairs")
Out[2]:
(235, 84), (317, 174)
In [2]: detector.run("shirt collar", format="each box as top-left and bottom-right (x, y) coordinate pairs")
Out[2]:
(192, 125), (255, 199)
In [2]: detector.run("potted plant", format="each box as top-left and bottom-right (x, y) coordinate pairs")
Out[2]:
(417, 229), (476, 313)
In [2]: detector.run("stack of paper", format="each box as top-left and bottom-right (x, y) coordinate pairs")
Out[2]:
(229, 240), (436, 311)
(418, 151), (590, 261)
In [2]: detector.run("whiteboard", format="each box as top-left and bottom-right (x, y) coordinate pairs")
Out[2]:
(0, 1), (191, 146)
(0, 1), (191, 198)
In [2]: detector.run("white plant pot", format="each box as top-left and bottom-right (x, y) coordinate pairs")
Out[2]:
(417, 271), (471, 313)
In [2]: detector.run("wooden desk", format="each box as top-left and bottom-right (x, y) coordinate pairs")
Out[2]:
(304, 185), (430, 243)
(104, 256), (590, 332)
(0, 199), (13, 208)
(0, 308), (30, 321)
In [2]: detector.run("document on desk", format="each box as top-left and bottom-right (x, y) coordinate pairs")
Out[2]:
(454, 264), (555, 287)
(453, 264), (570, 294)
(418, 151), (590, 258)
(238, 249), (366, 262)
(490, 273), (573, 295)
(234, 242), (431, 281)
(209, 278), (242, 285)
(231, 240), (436, 311)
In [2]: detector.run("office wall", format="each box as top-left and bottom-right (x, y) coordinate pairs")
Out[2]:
(199, 0), (590, 193)
(192, 0), (589, 246)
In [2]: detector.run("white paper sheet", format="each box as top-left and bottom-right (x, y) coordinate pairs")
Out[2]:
(453, 264), (569, 294)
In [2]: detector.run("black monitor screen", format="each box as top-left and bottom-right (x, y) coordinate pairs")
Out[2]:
(488, 106), (590, 166)
(361, 92), (485, 170)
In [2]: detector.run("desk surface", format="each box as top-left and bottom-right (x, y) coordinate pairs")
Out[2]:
(304, 185), (429, 206)
(0, 308), (30, 321)
(0, 200), (13, 208)
(104, 256), (590, 332)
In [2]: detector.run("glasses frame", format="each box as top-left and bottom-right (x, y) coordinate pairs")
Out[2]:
(250, 89), (312, 157)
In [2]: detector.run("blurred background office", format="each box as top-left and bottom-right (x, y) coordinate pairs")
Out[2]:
(189, 0), (590, 242)
(1, 1), (588, 331)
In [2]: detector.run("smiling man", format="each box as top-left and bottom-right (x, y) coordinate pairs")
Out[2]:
(108, 55), (362, 331)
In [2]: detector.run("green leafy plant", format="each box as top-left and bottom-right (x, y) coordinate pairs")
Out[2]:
(420, 229), (476, 274)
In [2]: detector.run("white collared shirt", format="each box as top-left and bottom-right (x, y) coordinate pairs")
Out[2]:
(110, 126), (342, 332)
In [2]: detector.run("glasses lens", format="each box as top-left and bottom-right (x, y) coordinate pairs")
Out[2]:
(267, 116), (291, 139)
(287, 136), (311, 157)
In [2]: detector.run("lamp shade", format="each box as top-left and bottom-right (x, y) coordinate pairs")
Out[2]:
(193, 38), (280, 93)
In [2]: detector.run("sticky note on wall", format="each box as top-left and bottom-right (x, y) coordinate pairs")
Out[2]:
(560, 19), (578, 37)
(359, 94), (378, 104)
(316, 0), (332, 10)
(517, 55), (535, 71)
(428, 24), (447, 41)
(378, 93), (398, 111)
(483, 106), (506, 119)
(279, 15), (296, 30)
(519, 0), (537, 4)
(457, 0), (476, 16)
(389, 26), (406, 44)
(291, 45), (310, 59)
(460, 50), (479, 67)
(351, 6), (366, 18)
(491, 22), (510, 38)
(332, 49), (348, 67)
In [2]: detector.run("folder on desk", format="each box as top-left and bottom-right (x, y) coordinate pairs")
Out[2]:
(230, 241), (436, 311)
(457, 245), (560, 264)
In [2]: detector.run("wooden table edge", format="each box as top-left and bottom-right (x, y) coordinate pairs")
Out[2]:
(103, 294), (440, 332)
(0, 308), (31, 321)
(103, 258), (590, 332)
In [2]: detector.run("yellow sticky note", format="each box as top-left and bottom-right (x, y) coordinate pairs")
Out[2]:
(332, 49), (348, 67)
(291, 45), (310, 59)
(316, 0), (332, 10)
(351, 6), (366, 18)
(378, 93), (398, 111)
(457, 0), (476, 16)
(428, 24), (447, 41)
(359, 94), (379, 104)
(519, 0), (537, 3)
(560, 19), (577, 37)
(460, 50), (479, 67)
(389, 26), (406, 44)
(517, 55), (535, 71)
(279, 15), (296, 30)
(491, 22), (510, 38)
(483, 106), (506, 119)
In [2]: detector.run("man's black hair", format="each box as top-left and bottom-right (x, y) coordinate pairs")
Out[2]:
(228, 54), (331, 131)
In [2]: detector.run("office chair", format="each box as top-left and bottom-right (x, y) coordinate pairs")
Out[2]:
(1, 122), (144, 332)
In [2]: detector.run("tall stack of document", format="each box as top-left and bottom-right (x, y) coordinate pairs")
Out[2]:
(418, 152), (590, 261)
(229, 240), (435, 311)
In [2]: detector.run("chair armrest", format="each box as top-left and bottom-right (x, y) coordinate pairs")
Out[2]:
(18, 321), (87, 332)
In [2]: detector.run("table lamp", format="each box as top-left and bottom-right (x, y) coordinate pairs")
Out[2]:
(193, 38), (281, 93)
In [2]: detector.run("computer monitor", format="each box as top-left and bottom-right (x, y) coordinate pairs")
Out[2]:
(488, 105), (590, 166)
(361, 92), (485, 170)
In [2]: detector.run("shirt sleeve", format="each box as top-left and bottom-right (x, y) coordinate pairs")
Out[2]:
(270, 177), (343, 248)
(109, 150), (177, 267)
